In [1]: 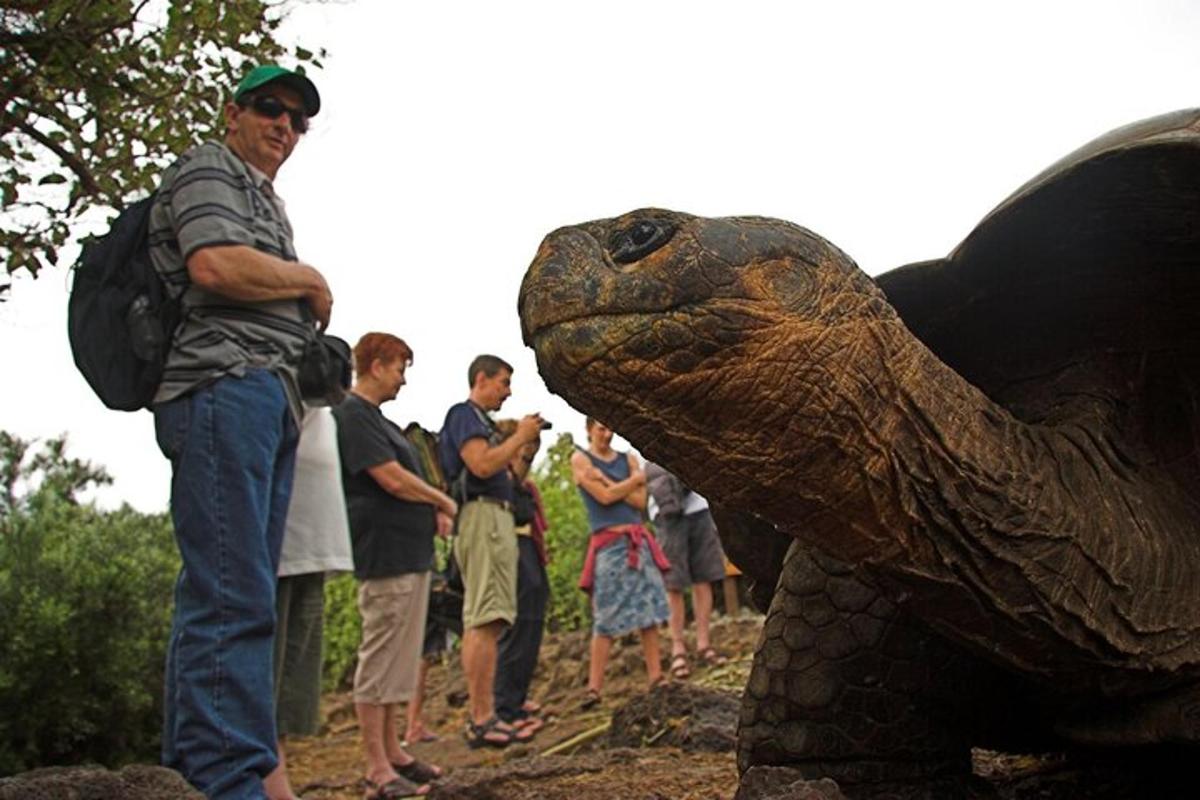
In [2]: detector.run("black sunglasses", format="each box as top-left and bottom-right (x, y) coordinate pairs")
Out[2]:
(247, 94), (309, 134)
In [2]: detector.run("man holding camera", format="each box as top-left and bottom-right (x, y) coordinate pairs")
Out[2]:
(438, 355), (544, 748)
(148, 65), (332, 798)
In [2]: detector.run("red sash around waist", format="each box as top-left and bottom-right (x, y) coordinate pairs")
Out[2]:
(577, 523), (671, 593)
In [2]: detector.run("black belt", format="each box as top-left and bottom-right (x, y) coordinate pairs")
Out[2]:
(469, 495), (513, 512)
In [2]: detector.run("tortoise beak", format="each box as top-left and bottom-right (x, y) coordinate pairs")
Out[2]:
(518, 225), (613, 345)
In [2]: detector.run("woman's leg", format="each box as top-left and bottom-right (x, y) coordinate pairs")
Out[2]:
(588, 634), (613, 692)
(356, 702), (396, 785)
(404, 658), (430, 742)
(666, 589), (688, 657)
(640, 625), (664, 685)
(386, 704), (435, 775)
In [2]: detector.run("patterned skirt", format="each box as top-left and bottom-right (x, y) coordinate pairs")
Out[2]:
(591, 537), (670, 636)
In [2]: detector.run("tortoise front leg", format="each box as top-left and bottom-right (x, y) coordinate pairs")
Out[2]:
(738, 540), (987, 799)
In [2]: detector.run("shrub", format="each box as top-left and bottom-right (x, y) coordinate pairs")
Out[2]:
(0, 433), (177, 775)
(533, 433), (593, 633)
(321, 572), (361, 692)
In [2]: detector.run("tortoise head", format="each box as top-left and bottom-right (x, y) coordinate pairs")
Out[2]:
(519, 208), (898, 500)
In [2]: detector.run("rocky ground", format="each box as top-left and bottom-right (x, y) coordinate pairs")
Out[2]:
(284, 611), (762, 800)
(5, 608), (1189, 799)
(281, 609), (1191, 800)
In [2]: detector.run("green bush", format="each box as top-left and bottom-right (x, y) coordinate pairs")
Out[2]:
(321, 572), (361, 692)
(533, 433), (593, 633)
(0, 433), (177, 776)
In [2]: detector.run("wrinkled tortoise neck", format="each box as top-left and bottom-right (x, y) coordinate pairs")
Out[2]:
(671, 310), (1200, 688)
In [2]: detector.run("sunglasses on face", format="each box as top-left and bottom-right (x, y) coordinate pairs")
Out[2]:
(247, 94), (309, 134)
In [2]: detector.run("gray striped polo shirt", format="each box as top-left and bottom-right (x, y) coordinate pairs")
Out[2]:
(148, 140), (312, 420)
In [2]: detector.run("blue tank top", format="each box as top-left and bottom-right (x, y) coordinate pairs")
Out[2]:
(577, 448), (643, 533)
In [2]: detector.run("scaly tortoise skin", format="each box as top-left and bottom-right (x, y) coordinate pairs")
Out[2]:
(517, 110), (1200, 798)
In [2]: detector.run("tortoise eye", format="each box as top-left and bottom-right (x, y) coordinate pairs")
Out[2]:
(609, 220), (675, 264)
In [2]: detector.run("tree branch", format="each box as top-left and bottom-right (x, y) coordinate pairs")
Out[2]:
(12, 117), (102, 197)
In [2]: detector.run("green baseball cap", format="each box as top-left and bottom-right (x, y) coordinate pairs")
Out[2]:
(234, 65), (320, 116)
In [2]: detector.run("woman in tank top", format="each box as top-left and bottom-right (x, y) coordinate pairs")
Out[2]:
(572, 417), (671, 708)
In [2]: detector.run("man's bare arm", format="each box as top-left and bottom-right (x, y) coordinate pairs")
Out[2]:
(187, 245), (333, 328)
(460, 436), (525, 480)
(459, 414), (544, 480)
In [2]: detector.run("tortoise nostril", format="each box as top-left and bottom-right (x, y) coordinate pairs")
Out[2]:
(539, 259), (566, 278)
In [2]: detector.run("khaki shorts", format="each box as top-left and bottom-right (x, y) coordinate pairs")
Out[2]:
(353, 571), (430, 705)
(454, 500), (518, 629)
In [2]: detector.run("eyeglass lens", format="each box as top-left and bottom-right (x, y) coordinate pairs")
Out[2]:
(250, 95), (308, 134)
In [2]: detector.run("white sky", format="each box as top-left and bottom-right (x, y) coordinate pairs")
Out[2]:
(3, 0), (1199, 512)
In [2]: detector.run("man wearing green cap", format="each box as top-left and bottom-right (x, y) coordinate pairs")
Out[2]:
(147, 64), (331, 800)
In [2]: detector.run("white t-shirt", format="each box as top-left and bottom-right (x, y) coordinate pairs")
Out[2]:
(681, 491), (710, 515)
(278, 406), (354, 577)
(648, 490), (710, 520)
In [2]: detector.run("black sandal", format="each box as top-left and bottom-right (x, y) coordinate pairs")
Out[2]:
(390, 757), (442, 784)
(363, 774), (426, 799)
(464, 715), (532, 749)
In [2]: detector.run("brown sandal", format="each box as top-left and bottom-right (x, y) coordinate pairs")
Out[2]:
(580, 687), (603, 711)
(390, 757), (442, 784)
(700, 647), (727, 667)
(669, 652), (691, 679)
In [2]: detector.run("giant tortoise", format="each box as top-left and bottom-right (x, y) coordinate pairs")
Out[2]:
(517, 109), (1200, 798)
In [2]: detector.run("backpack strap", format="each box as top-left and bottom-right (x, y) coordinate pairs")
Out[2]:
(447, 402), (502, 508)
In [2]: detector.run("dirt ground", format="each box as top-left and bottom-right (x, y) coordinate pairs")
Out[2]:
(284, 610), (763, 800)
(282, 606), (1181, 800)
(9, 600), (1177, 799)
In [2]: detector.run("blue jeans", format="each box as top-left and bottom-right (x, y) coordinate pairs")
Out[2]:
(154, 369), (298, 800)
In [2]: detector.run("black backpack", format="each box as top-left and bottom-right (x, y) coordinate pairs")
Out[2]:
(68, 193), (182, 411)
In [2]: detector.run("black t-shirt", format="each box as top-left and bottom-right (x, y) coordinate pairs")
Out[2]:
(332, 394), (435, 579)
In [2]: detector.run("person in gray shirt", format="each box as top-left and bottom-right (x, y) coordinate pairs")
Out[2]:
(148, 64), (332, 800)
(645, 462), (729, 680)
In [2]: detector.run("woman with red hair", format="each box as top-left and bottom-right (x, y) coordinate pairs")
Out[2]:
(333, 332), (456, 799)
